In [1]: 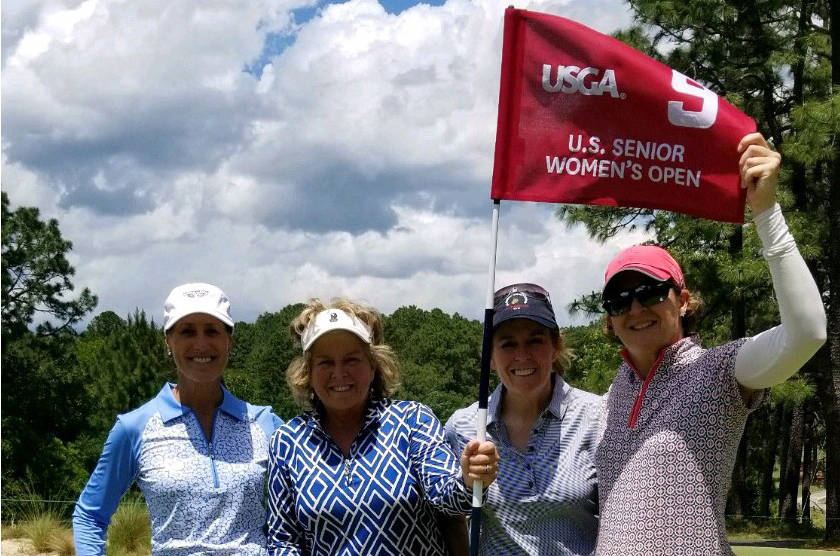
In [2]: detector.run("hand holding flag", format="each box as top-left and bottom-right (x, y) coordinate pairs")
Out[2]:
(738, 132), (781, 215)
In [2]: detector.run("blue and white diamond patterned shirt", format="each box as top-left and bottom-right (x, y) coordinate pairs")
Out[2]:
(445, 376), (600, 556)
(266, 398), (472, 556)
(73, 383), (282, 556)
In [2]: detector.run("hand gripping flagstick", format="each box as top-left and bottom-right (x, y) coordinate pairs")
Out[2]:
(469, 199), (500, 556)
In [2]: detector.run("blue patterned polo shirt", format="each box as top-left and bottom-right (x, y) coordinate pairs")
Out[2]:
(266, 398), (472, 556)
(73, 383), (282, 556)
(445, 376), (601, 555)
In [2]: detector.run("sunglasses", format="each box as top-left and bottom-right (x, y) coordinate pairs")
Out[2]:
(602, 281), (678, 317)
(494, 283), (553, 308)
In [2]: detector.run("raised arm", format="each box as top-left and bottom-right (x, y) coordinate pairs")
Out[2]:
(733, 133), (827, 390)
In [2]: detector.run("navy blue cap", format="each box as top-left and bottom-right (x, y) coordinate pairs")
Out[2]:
(493, 283), (558, 330)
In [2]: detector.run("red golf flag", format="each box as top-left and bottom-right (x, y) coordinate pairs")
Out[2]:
(490, 8), (756, 223)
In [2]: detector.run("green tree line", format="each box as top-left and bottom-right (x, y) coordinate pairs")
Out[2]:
(1, 188), (831, 539)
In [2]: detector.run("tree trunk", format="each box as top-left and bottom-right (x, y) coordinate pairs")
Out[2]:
(778, 406), (792, 514)
(759, 403), (784, 517)
(826, 0), (840, 540)
(725, 210), (750, 517)
(780, 402), (804, 521)
(728, 423), (750, 516)
(800, 405), (816, 524)
(729, 226), (746, 339)
(788, 0), (809, 210)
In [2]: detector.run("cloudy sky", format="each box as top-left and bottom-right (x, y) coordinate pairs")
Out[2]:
(2, 0), (644, 328)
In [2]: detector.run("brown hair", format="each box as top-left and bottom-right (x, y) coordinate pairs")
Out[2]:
(549, 328), (572, 374)
(286, 298), (401, 409)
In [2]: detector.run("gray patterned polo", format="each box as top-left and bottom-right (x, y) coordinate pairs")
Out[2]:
(445, 375), (600, 555)
(595, 336), (764, 556)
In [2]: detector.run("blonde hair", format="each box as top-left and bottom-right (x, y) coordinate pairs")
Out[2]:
(286, 298), (401, 409)
(549, 328), (572, 374)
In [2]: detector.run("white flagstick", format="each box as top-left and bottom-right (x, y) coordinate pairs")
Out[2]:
(469, 199), (500, 556)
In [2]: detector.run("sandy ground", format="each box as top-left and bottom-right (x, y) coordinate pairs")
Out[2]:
(1, 538), (51, 556)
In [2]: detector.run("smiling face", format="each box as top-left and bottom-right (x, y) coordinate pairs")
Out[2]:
(491, 319), (559, 401)
(165, 313), (232, 386)
(606, 271), (688, 364)
(309, 330), (376, 417)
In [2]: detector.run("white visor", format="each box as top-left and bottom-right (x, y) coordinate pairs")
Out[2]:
(300, 308), (372, 352)
(163, 283), (234, 332)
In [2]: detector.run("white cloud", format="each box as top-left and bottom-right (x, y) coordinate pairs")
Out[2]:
(2, 0), (638, 329)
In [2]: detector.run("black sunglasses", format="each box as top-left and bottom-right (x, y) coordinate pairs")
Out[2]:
(602, 281), (678, 317)
(494, 283), (553, 307)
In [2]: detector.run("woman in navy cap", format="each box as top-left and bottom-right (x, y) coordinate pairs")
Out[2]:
(594, 133), (827, 555)
(445, 283), (600, 555)
(73, 283), (283, 556)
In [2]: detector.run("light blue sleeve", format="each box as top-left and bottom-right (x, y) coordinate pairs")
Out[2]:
(250, 404), (284, 440)
(443, 411), (467, 455)
(72, 418), (140, 556)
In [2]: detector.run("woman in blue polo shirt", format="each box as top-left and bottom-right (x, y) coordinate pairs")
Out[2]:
(265, 298), (499, 556)
(445, 283), (600, 556)
(73, 283), (283, 556)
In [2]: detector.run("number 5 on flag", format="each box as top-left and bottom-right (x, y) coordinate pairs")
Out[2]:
(668, 71), (719, 129)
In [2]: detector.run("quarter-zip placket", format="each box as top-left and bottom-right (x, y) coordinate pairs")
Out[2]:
(624, 348), (665, 429)
(197, 410), (220, 488)
(342, 456), (354, 485)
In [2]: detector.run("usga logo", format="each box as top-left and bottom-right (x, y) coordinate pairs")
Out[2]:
(541, 64), (625, 99)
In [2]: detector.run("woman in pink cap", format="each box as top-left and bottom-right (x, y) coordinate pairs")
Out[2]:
(594, 133), (826, 556)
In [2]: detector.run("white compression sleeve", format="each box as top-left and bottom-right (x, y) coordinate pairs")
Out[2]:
(733, 204), (826, 390)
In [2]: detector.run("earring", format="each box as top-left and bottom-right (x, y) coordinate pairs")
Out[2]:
(167, 349), (172, 357)
(680, 309), (686, 317)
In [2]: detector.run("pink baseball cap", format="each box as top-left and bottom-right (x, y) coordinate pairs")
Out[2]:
(604, 245), (685, 291)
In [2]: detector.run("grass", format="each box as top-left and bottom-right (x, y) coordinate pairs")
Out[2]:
(0, 497), (151, 556)
(106, 499), (151, 556)
(10, 510), (75, 555)
(732, 546), (837, 556)
(3, 501), (837, 556)
(2, 521), (28, 539)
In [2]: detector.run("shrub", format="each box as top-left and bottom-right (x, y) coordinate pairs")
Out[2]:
(106, 499), (150, 556)
(46, 527), (76, 555)
(17, 510), (71, 553)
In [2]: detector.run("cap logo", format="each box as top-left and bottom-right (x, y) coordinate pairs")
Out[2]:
(182, 289), (209, 298)
(505, 290), (528, 308)
(329, 312), (338, 322)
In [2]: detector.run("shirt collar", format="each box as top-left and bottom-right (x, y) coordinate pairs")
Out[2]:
(620, 335), (700, 381)
(156, 382), (247, 423)
(306, 396), (388, 433)
(487, 374), (569, 428)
